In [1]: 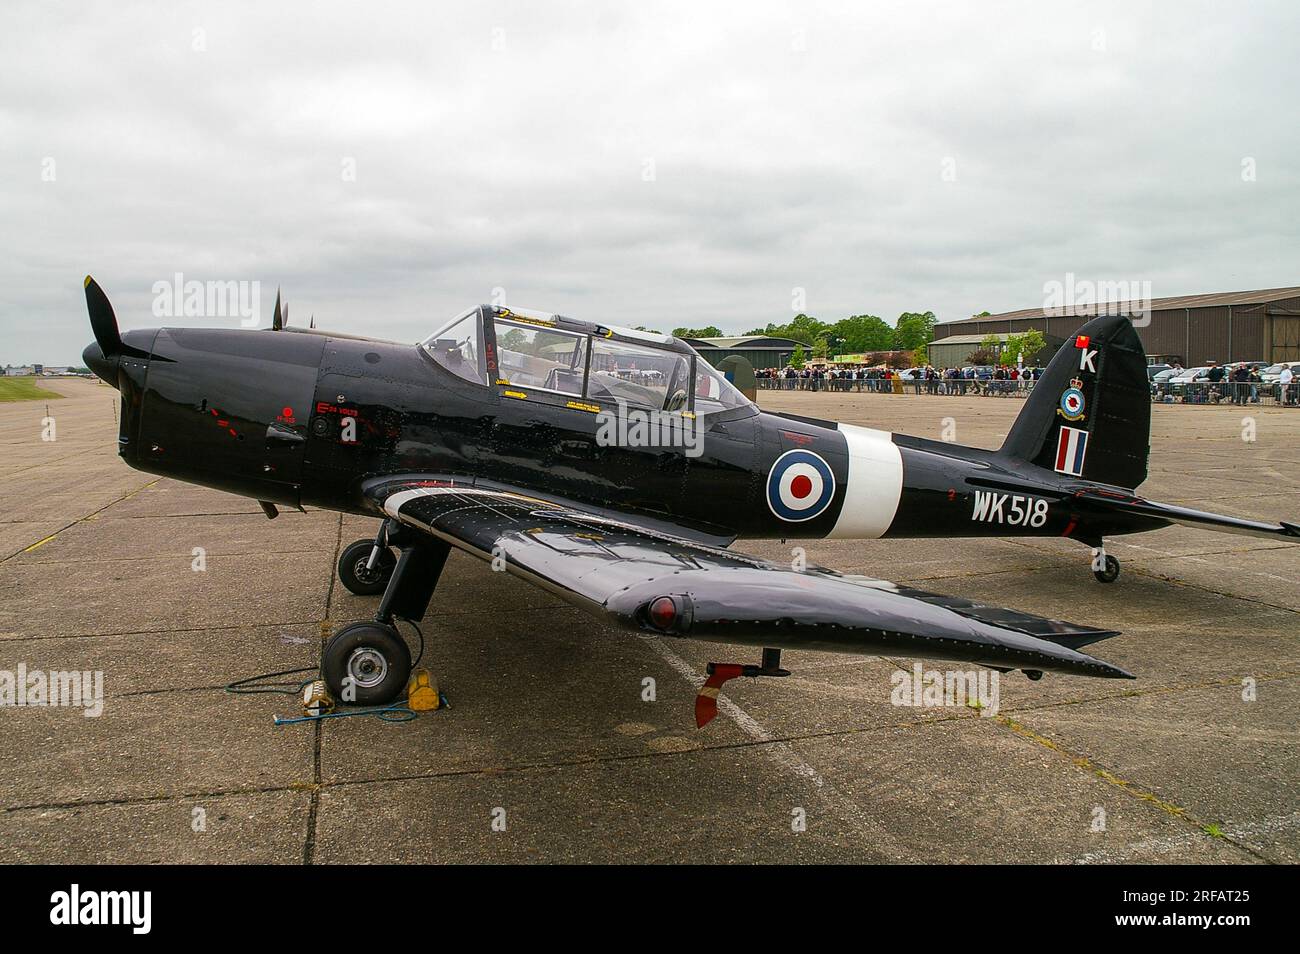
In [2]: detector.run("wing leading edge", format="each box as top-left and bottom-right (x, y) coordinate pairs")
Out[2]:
(378, 484), (1134, 680)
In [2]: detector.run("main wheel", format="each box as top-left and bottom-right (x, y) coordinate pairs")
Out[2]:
(339, 539), (396, 596)
(1093, 554), (1120, 583)
(322, 622), (411, 705)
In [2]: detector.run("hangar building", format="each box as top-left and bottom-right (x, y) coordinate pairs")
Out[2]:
(683, 335), (803, 370)
(933, 287), (1300, 367)
(927, 332), (1067, 369)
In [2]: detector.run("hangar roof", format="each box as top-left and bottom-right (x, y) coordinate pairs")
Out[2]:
(940, 287), (1300, 326)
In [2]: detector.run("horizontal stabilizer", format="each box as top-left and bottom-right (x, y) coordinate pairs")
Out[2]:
(1074, 490), (1300, 542)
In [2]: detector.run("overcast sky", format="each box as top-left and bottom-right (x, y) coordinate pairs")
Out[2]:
(2, 0), (1297, 364)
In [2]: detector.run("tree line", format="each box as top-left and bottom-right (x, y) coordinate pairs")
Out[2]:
(669, 311), (939, 363)
(658, 310), (1046, 369)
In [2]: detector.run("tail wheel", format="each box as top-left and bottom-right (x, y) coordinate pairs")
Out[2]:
(1093, 554), (1120, 583)
(339, 539), (396, 596)
(322, 622), (410, 705)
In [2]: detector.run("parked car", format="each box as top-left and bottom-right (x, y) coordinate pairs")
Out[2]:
(1166, 367), (1212, 397)
(1150, 366), (1184, 396)
(1260, 361), (1300, 384)
(1146, 363), (1172, 380)
(1222, 360), (1268, 377)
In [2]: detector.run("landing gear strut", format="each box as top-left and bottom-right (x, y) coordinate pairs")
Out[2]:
(322, 533), (451, 705)
(695, 647), (790, 728)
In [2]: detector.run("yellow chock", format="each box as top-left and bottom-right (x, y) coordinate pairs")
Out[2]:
(407, 668), (441, 711)
(302, 679), (335, 717)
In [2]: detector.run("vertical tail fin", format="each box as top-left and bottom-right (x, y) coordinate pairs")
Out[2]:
(1001, 315), (1150, 489)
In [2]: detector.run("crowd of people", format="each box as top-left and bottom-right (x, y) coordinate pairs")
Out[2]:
(1152, 360), (1298, 406)
(755, 364), (1043, 395)
(755, 359), (1297, 404)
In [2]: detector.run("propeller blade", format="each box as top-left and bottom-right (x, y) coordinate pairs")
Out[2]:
(82, 275), (147, 387)
(283, 299), (289, 328)
(84, 275), (123, 355)
(271, 288), (283, 330)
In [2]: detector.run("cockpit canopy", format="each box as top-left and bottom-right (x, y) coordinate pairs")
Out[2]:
(421, 306), (753, 416)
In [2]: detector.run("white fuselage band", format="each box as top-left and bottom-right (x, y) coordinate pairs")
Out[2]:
(828, 424), (904, 539)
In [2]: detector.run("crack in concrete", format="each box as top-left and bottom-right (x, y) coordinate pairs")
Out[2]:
(989, 713), (1274, 864)
(0, 478), (159, 565)
(304, 514), (344, 865)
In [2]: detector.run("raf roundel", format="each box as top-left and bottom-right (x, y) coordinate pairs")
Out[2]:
(766, 450), (836, 522)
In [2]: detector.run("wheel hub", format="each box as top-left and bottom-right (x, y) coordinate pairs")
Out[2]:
(346, 647), (389, 688)
(352, 556), (385, 585)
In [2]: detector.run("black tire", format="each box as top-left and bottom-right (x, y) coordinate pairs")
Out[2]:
(339, 539), (395, 596)
(321, 622), (410, 705)
(1093, 554), (1120, 584)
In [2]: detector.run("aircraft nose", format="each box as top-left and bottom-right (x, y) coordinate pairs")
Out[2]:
(82, 340), (120, 388)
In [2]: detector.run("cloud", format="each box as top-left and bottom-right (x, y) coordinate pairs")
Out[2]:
(1, 0), (1296, 363)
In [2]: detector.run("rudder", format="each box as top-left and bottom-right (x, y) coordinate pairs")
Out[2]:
(1000, 315), (1150, 489)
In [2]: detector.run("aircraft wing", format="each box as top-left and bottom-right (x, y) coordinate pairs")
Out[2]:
(375, 484), (1134, 680)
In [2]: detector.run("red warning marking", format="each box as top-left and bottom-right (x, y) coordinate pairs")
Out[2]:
(695, 664), (745, 728)
(316, 401), (358, 416)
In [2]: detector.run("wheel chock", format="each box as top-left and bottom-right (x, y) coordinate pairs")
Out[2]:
(407, 668), (442, 711)
(302, 679), (335, 717)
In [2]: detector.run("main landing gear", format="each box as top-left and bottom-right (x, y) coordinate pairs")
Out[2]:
(323, 520), (451, 705)
(695, 648), (790, 728)
(321, 621), (410, 705)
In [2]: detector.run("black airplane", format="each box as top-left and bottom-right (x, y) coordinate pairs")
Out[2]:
(81, 277), (1298, 725)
